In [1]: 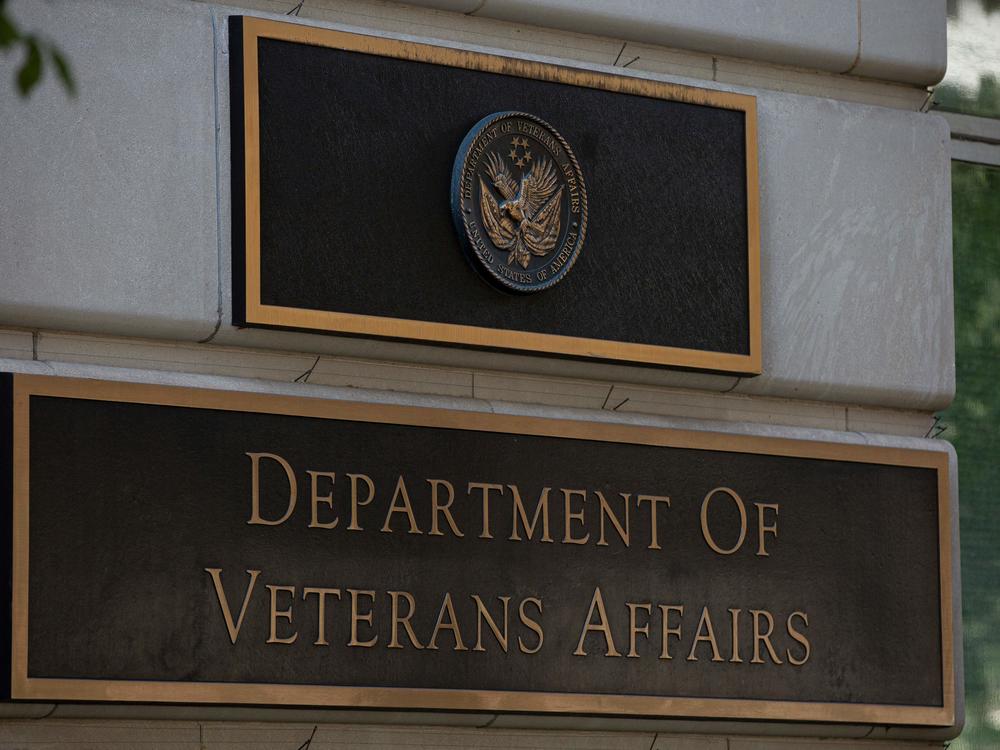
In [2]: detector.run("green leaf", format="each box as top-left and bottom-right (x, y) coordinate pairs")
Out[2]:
(16, 35), (41, 96)
(50, 46), (74, 95)
(0, 8), (18, 48)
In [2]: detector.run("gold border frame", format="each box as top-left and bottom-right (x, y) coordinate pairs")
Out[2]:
(237, 17), (762, 375)
(9, 374), (952, 726)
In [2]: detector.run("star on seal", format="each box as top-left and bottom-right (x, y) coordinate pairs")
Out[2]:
(451, 112), (588, 294)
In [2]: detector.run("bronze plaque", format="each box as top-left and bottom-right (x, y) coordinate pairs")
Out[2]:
(3, 374), (954, 726)
(230, 17), (761, 373)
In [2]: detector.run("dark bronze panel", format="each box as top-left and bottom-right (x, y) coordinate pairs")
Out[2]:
(231, 17), (761, 373)
(0, 373), (11, 702)
(7, 375), (952, 725)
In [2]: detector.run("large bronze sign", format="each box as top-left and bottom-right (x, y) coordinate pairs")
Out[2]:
(2, 374), (954, 726)
(230, 17), (761, 373)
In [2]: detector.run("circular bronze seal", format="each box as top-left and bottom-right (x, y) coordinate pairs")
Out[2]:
(451, 112), (588, 294)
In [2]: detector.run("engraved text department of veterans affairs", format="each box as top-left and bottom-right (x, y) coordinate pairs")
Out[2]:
(210, 450), (808, 665)
(452, 112), (588, 294)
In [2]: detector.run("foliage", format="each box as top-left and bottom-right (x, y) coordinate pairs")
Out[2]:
(936, 0), (1000, 119)
(941, 153), (1000, 748)
(0, 0), (74, 97)
(935, 75), (1000, 120)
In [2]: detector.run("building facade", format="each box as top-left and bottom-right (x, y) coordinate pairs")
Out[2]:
(0, 0), (980, 748)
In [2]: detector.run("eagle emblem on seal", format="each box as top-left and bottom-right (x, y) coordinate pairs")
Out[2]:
(451, 111), (587, 294)
(480, 150), (564, 270)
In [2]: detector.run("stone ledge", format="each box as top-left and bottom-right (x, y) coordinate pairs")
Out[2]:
(400, 0), (947, 85)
